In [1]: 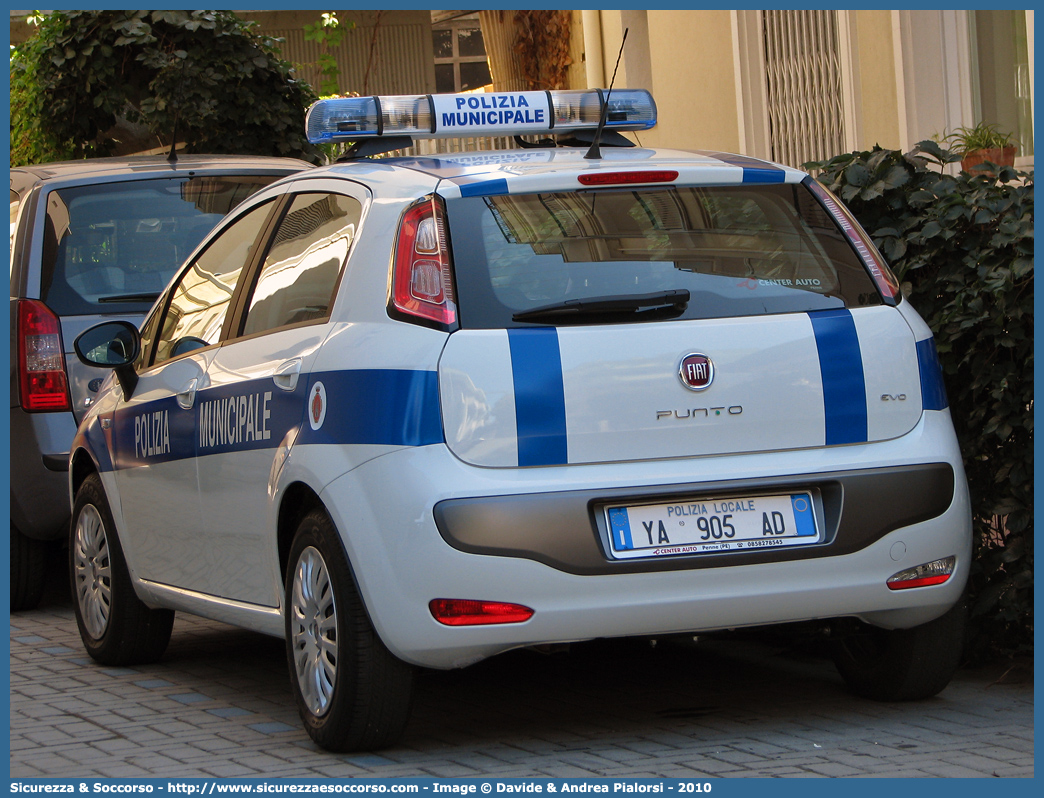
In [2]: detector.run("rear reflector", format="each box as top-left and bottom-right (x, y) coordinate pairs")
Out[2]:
(18, 299), (71, 412)
(806, 179), (901, 303)
(886, 556), (956, 590)
(391, 195), (457, 327)
(578, 170), (679, 186)
(429, 599), (534, 626)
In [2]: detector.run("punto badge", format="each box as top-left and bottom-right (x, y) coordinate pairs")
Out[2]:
(679, 353), (714, 391)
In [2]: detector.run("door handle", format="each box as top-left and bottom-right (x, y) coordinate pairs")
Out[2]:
(176, 378), (198, 410)
(273, 358), (303, 392)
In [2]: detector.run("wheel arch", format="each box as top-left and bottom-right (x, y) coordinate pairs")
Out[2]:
(277, 481), (325, 587)
(70, 447), (100, 499)
(280, 481), (394, 650)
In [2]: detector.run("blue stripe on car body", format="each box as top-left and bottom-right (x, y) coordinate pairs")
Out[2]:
(507, 327), (569, 467)
(106, 369), (443, 470)
(298, 369), (443, 447)
(915, 337), (949, 411)
(808, 309), (868, 445)
(112, 392), (203, 469)
(457, 177), (510, 197)
(694, 151), (787, 184)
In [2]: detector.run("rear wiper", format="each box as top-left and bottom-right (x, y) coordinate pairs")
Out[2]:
(97, 292), (161, 304)
(512, 289), (690, 323)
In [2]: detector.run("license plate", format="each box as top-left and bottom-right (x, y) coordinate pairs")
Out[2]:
(605, 491), (819, 559)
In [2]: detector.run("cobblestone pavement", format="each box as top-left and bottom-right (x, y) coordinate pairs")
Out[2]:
(10, 579), (1033, 779)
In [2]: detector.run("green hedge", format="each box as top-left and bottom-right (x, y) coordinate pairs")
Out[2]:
(10, 10), (320, 166)
(806, 142), (1033, 659)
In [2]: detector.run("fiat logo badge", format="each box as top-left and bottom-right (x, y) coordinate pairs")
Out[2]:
(679, 353), (714, 391)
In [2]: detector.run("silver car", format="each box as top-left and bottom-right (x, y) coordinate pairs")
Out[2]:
(10, 155), (310, 609)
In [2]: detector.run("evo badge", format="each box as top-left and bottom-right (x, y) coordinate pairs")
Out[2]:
(679, 353), (714, 392)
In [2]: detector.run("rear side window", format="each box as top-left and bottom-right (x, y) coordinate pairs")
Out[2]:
(240, 192), (362, 337)
(40, 175), (281, 316)
(447, 183), (884, 328)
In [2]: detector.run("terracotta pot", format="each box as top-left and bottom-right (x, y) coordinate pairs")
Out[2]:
(961, 146), (1017, 173)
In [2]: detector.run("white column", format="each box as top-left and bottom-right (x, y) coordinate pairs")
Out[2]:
(837, 10), (862, 152)
(732, 9), (771, 159)
(581, 10), (606, 89)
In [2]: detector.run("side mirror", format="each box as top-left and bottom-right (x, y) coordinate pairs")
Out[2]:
(73, 321), (141, 400)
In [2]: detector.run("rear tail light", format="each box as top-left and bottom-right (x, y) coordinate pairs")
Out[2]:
(18, 299), (70, 412)
(886, 556), (956, 590)
(429, 599), (534, 626)
(391, 195), (457, 328)
(806, 179), (901, 303)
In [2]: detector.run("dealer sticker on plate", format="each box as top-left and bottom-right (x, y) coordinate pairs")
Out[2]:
(605, 491), (819, 560)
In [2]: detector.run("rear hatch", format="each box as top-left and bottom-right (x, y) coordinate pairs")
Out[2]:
(436, 163), (924, 468)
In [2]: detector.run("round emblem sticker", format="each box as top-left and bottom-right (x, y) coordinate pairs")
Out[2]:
(679, 353), (714, 392)
(309, 381), (327, 431)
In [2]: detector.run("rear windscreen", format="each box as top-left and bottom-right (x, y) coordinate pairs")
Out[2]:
(40, 175), (281, 316)
(447, 183), (884, 328)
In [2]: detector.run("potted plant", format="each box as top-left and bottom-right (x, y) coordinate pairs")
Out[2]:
(944, 122), (1019, 173)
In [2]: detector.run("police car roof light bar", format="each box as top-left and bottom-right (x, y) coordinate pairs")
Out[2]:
(305, 89), (656, 144)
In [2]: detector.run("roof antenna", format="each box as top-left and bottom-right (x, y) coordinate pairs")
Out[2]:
(166, 108), (180, 164)
(166, 57), (188, 164)
(585, 27), (629, 160)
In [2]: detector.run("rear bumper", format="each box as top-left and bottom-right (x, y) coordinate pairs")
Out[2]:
(9, 407), (76, 539)
(434, 462), (954, 575)
(316, 409), (971, 669)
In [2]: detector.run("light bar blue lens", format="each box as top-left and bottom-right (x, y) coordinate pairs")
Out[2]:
(549, 89), (656, 132)
(601, 89), (657, 131)
(306, 97), (380, 142)
(547, 89), (651, 132)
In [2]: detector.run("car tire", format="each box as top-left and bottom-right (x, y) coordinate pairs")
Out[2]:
(10, 525), (47, 611)
(285, 509), (414, 752)
(832, 598), (966, 701)
(69, 473), (174, 666)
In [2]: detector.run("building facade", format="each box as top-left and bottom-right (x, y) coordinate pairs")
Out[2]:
(578, 9), (1034, 169)
(10, 9), (1034, 169)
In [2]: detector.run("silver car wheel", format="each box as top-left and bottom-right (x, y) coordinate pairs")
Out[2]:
(290, 545), (338, 716)
(72, 503), (111, 639)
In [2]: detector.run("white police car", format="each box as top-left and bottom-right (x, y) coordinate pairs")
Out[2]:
(69, 89), (971, 752)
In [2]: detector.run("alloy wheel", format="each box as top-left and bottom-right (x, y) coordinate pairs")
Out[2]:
(72, 503), (111, 639)
(290, 546), (338, 716)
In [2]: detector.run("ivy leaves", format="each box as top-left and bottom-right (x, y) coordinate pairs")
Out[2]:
(10, 10), (320, 165)
(807, 143), (1034, 659)
(837, 152), (910, 203)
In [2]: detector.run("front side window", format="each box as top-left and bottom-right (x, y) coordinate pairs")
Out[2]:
(448, 183), (884, 328)
(152, 201), (274, 366)
(240, 192), (362, 338)
(40, 175), (282, 316)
